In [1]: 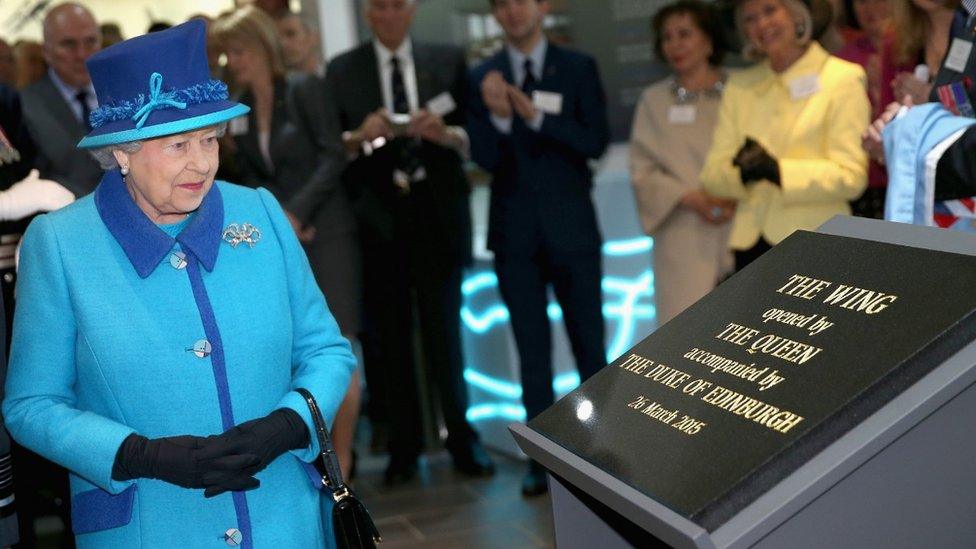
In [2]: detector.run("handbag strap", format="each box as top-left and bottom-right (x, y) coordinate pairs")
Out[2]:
(295, 388), (349, 500)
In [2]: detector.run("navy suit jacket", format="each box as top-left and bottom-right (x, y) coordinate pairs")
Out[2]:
(468, 43), (609, 256)
(929, 7), (976, 199)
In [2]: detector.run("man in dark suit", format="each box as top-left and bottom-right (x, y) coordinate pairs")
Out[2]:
(864, 1), (976, 208)
(324, 0), (493, 485)
(20, 2), (102, 197)
(468, 0), (610, 496)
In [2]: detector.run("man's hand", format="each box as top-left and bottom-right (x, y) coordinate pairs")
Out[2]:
(862, 96), (912, 164)
(891, 72), (932, 106)
(507, 85), (538, 122)
(358, 108), (393, 142)
(408, 109), (447, 143)
(481, 70), (512, 118)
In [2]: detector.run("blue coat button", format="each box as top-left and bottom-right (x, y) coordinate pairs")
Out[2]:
(169, 251), (188, 270)
(187, 339), (212, 358)
(224, 528), (242, 546)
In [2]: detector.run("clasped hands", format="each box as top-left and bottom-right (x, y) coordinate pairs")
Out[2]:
(733, 137), (781, 186)
(112, 408), (309, 498)
(480, 70), (538, 122)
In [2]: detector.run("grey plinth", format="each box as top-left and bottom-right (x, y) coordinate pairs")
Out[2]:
(510, 216), (976, 549)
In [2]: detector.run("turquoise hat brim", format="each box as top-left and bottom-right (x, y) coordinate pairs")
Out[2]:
(77, 103), (251, 149)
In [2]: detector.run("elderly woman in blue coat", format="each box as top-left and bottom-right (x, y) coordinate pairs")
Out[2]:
(1, 20), (354, 548)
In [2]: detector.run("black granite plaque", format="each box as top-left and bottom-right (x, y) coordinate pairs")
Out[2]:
(529, 231), (976, 531)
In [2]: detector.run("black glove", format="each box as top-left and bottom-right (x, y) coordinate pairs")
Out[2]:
(112, 434), (261, 495)
(198, 408), (310, 497)
(733, 137), (781, 185)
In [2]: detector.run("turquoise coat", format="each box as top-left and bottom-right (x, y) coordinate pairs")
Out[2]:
(3, 170), (355, 548)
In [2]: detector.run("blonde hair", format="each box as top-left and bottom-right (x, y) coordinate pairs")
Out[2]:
(735, 0), (813, 61)
(891, 0), (960, 65)
(213, 5), (286, 78)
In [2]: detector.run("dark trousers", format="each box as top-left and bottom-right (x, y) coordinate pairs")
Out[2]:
(495, 248), (606, 422)
(359, 214), (476, 461)
(734, 239), (774, 272)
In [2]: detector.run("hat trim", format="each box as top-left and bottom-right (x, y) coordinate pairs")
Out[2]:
(77, 104), (250, 149)
(90, 78), (229, 130)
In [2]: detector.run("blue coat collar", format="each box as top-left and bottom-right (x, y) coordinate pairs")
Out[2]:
(94, 169), (224, 278)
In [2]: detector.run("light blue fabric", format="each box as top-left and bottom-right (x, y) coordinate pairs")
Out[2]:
(3, 179), (353, 547)
(882, 103), (976, 225)
(78, 104), (250, 149)
(131, 73), (188, 129)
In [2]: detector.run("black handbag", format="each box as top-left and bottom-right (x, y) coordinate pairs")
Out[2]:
(295, 388), (381, 549)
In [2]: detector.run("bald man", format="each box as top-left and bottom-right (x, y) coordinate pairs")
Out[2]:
(20, 2), (103, 197)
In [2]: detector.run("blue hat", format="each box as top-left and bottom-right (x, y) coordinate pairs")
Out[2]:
(77, 19), (249, 149)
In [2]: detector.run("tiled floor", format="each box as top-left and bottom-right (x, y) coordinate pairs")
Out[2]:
(352, 450), (555, 549)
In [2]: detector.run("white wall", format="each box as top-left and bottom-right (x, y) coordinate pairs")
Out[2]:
(308, 0), (358, 60)
(1, 0), (237, 42)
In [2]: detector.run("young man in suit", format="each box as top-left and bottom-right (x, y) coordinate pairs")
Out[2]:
(324, 0), (494, 485)
(469, 0), (610, 496)
(20, 2), (102, 197)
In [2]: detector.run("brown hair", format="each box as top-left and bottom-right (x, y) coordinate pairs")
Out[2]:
(891, 0), (959, 65)
(213, 5), (286, 78)
(652, 0), (728, 66)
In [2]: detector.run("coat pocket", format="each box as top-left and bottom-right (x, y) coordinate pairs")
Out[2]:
(71, 484), (136, 534)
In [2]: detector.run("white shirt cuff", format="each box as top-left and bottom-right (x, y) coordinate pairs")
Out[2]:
(490, 114), (513, 134)
(527, 111), (545, 132)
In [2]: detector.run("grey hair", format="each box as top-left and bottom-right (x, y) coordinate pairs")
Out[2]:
(89, 140), (142, 170)
(735, 0), (812, 62)
(87, 123), (228, 170)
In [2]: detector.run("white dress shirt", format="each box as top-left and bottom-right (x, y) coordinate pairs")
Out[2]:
(491, 38), (547, 134)
(48, 68), (97, 126)
(373, 39), (419, 114)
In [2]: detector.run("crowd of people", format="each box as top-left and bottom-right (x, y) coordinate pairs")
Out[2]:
(0, 0), (972, 545)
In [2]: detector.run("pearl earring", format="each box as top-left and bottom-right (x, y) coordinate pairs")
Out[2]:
(120, 165), (129, 176)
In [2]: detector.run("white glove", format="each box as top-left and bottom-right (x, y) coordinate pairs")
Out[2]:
(0, 169), (75, 221)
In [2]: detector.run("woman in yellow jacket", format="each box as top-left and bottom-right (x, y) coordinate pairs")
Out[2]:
(700, 0), (869, 269)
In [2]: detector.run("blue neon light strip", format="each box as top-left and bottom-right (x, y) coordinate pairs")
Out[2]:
(462, 236), (657, 422)
(602, 236), (652, 256)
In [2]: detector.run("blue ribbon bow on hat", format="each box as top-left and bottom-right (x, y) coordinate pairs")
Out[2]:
(131, 72), (188, 129)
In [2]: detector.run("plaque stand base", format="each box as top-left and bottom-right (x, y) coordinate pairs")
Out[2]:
(510, 217), (976, 548)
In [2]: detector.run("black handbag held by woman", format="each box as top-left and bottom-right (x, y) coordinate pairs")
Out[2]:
(296, 388), (381, 549)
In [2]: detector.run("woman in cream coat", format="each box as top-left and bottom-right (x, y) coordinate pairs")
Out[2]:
(700, 0), (869, 270)
(630, 0), (735, 324)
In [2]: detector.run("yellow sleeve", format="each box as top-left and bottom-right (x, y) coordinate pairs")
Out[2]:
(700, 85), (748, 201)
(779, 66), (869, 205)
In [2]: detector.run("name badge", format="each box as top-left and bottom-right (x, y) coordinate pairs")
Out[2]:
(788, 74), (820, 101)
(945, 38), (973, 73)
(426, 91), (456, 117)
(532, 90), (563, 115)
(668, 105), (697, 124)
(228, 116), (249, 136)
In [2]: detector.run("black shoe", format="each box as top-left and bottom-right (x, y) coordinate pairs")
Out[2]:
(449, 441), (495, 477)
(521, 463), (548, 497)
(384, 456), (418, 486)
